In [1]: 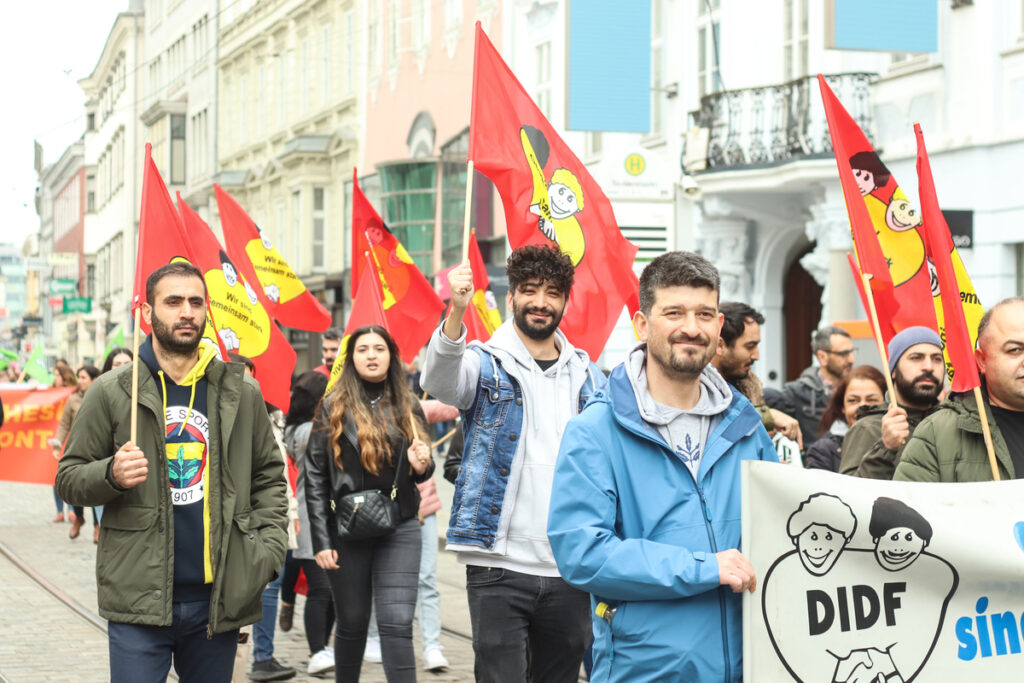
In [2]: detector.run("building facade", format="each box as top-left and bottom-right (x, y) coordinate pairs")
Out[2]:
(79, 7), (146, 355)
(216, 0), (361, 370)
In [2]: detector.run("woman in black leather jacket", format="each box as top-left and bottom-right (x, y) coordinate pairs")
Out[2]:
(306, 325), (433, 682)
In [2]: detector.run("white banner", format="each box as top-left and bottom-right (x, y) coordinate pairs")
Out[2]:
(743, 461), (1024, 682)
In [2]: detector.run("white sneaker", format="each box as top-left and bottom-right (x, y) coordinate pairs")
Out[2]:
(363, 637), (382, 663)
(307, 648), (334, 675)
(424, 647), (449, 672)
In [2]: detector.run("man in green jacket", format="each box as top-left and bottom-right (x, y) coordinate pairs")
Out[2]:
(839, 326), (944, 479)
(56, 262), (288, 682)
(895, 297), (1024, 482)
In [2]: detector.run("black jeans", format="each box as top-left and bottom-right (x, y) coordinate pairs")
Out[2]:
(107, 600), (238, 683)
(466, 565), (591, 683)
(301, 558), (336, 653)
(280, 549), (301, 604)
(325, 517), (422, 682)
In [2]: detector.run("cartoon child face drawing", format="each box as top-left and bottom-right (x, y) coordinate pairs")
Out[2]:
(869, 497), (932, 572)
(885, 199), (923, 232)
(786, 493), (858, 576)
(222, 262), (238, 288)
(244, 281), (258, 305)
(794, 524), (847, 576)
(548, 182), (580, 218)
(853, 168), (876, 197)
(258, 227), (273, 250)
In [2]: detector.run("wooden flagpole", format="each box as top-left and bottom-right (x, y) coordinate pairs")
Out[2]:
(130, 307), (142, 444)
(973, 387), (1002, 480)
(861, 273), (897, 407)
(461, 161), (475, 264)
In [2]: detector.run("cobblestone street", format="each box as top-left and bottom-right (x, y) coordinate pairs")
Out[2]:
(0, 478), (477, 682)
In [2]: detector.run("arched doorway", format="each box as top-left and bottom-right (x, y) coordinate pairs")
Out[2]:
(783, 244), (823, 381)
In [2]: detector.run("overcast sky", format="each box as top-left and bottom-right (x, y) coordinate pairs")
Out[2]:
(1, 1), (129, 248)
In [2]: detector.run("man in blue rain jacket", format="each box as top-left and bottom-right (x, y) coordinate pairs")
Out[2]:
(548, 251), (778, 682)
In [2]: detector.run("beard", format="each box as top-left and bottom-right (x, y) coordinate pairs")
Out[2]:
(512, 301), (565, 341)
(893, 366), (943, 405)
(151, 311), (203, 356)
(649, 331), (717, 379)
(717, 349), (751, 383)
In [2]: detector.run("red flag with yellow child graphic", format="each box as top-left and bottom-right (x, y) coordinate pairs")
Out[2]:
(819, 76), (983, 383)
(351, 170), (445, 364)
(178, 197), (296, 412)
(215, 184), (332, 333)
(468, 23), (638, 359)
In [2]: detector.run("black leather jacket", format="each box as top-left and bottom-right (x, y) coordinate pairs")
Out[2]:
(305, 397), (433, 554)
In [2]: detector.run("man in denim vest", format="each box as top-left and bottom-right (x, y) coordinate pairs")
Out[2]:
(422, 245), (605, 682)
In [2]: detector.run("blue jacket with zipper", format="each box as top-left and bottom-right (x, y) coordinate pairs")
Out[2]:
(547, 361), (778, 682)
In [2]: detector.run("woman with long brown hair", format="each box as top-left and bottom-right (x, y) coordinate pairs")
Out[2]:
(306, 326), (433, 682)
(804, 365), (887, 472)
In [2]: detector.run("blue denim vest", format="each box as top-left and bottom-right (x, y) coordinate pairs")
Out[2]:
(446, 347), (598, 548)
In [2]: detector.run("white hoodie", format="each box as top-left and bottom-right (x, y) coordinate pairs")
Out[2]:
(421, 319), (596, 576)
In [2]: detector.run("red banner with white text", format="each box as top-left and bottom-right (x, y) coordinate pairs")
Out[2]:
(0, 387), (75, 485)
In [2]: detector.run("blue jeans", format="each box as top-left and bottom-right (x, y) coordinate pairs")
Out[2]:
(108, 600), (237, 683)
(52, 486), (66, 514)
(465, 566), (590, 683)
(368, 513), (442, 652)
(253, 570), (282, 662)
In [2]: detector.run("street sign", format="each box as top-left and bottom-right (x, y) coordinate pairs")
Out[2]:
(48, 279), (77, 295)
(62, 297), (92, 314)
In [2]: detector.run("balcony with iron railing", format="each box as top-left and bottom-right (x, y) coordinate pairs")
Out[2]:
(685, 72), (877, 173)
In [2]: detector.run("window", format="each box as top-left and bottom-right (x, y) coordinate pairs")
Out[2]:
(87, 172), (96, 213)
(239, 73), (248, 145)
(585, 132), (603, 158)
(415, 0), (430, 51)
(191, 109), (208, 178)
(292, 189), (302, 270)
(346, 11), (355, 93)
(222, 78), (232, 152)
(301, 38), (309, 114)
(322, 25), (331, 104)
(783, 0), (809, 80)
(650, 0), (665, 137)
(536, 41), (552, 118)
(277, 54), (286, 126)
(258, 63), (266, 135)
(369, 2), (380, 76)
(697, 20), (721, 98)
(193, 14), (209, 60)
(444, 0), (461, 30)
(87, 112), (95, 131)
(313, 187), (326, 271)
(277, 203), (287, 264)
(389, 1), (399, 65)
(170, 114), (186, 184)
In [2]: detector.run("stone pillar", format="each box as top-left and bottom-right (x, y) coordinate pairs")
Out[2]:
(803, 187), (854, 324)
(696, 197), (752, 304)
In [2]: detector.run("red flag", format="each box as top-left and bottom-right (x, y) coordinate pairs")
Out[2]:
(351, 170), (445, 363)
(468, 23), (638, 359)
(846, 252), (873, 323)
(818, 75), (934, 343)
(464, 230), (502, 342)
(132, 144), (196, 333)
(326, 253), (390, 392)
(178, 197), (296, 411)
(915, 124), (981, 392)
(215, 184), (332, 332)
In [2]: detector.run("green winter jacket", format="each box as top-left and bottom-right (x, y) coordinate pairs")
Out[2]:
(838, 402), (938, 479)
(893, 391), (1014, 482)
(55, 353), (288, 633)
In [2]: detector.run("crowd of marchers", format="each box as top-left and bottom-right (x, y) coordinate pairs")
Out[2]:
(45, 243), (1024, 683)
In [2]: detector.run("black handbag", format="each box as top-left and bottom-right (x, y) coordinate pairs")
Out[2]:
(332, 463), (400, 541)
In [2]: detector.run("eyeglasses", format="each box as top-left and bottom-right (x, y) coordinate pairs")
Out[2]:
(824, 349), (854, 358)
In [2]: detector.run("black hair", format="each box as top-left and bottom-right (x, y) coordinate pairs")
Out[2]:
(228, 352), (255, 374)
(506, 245), (575, 296)
(849, 151), (891, 189)
(639, 251), (719, 315)
(77, 365), (101, 381)
(101, 347), (134, 374)
(720, 302), (765, 348)
(322, 327), (343, 342)
(285, 370), (329, 426)
(868, 497), (933, 541)
(146, 261), (206, 305)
